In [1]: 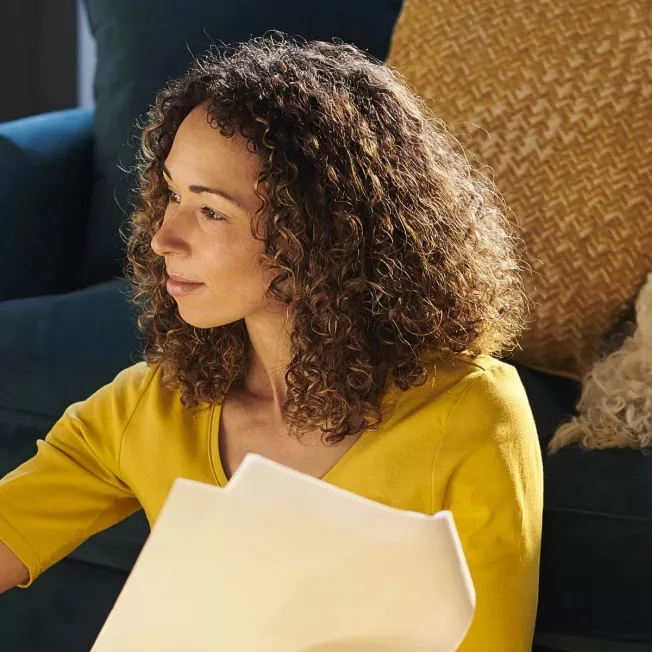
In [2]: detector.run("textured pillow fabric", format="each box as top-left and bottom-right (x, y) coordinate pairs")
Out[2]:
(387, 0), (652, 378)
(80, 0), (405, 287)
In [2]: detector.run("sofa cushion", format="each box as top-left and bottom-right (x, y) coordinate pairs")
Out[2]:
(0, 279), (141, 417)
(0, 108), (94, 300)
(514, 362), (652, 644)
(80, 0), (405, 286)
(0, 554), (127, 652)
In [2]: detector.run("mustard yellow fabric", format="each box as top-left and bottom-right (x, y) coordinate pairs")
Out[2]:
(0, 354), (542, 650)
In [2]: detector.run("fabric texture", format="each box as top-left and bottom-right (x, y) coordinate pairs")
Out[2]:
(0, 279), (141, 419)
(0, 108), (94, 300)
(80, 0), (404, 286)
(0, 354), (543, 651)
(0, 556), (127, 652)
(517, 362), (652, 644)
(386, 0), (652, 378)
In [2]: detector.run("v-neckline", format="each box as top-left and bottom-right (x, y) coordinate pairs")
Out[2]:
(207, 379), (397, 488)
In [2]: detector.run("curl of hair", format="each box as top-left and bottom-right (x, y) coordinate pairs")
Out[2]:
(125, 34), (528, 443)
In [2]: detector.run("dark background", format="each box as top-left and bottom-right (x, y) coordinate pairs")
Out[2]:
(0, 0), (89, 122)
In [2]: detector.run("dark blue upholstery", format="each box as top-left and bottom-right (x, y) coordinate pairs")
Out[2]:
(0, 109), (94, 300)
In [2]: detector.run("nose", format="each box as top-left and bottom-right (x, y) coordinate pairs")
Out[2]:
(150, 208), (193, 258)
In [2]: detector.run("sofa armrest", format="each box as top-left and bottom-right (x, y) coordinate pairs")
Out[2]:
(0, 108), (94, 300)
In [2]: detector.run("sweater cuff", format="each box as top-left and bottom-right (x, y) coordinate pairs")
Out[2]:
(0, 515), (41, 588)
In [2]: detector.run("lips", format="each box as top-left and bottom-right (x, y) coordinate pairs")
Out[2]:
(167, 272), (202, 284)
(165, 272), (204, 297)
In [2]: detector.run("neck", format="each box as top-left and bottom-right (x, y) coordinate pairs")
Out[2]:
(242, 307), (293, 411)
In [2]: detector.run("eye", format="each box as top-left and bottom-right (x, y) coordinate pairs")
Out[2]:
(166, 187), (181, 204)
(164, 182), (227, 222)
(201, 206), (227, 222)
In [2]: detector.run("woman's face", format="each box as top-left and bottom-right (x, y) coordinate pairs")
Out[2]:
(150, 103), (273, 329)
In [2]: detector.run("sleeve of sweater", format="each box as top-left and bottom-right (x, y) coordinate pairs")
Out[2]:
(440, 363), (544, 651)
(0, 362), (155, 587)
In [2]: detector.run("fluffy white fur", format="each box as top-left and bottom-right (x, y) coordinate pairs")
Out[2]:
(549, 272), (652, 452)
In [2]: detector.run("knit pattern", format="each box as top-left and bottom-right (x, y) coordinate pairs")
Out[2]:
(387, 0), (652, 377)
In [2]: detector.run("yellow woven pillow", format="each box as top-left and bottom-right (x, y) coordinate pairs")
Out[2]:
(387, 0), (652, 378)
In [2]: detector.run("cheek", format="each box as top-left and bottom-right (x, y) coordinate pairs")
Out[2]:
(202, 239), (269, 302)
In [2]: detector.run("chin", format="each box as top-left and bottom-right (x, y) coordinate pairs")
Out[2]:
(177, 312), (223, 329)
(175, 305), (239, 330)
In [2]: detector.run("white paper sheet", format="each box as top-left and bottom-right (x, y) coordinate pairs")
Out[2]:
(92, 454), (475, 651)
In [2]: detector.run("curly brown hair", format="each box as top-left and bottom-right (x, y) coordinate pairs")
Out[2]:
(125, 34), (527, 443)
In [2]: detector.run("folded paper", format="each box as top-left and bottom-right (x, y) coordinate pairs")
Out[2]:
(92, 454), (475, 651)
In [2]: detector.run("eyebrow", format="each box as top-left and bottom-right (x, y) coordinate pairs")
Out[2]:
(162, 164), (244, 210)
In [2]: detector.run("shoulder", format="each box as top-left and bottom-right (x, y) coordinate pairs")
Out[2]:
(434, 354), (540, 464)
(102, 361), (195, 420)
(96, 361), (163, 411)
(381, 353), (534, 449)
(387, 352), (536, 451)
(441, 354), (529, 418)
(110, 361), (160, 396)
(66, 361), (164, 427)
(429, 351), (522, 386)
(387, 353), (525, 415)
(61, 362), (202, 459)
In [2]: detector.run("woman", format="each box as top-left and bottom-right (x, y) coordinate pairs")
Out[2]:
(0, 36), (542, 650)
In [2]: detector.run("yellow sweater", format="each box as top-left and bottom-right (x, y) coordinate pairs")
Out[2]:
(0, 354), (542, 651)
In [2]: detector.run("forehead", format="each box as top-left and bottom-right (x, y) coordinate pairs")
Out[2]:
(165, 103), (260, 184)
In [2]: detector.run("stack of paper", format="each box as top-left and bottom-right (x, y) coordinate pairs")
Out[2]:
(92, 454), (475, 651)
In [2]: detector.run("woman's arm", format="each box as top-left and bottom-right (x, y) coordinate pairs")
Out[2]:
(0, 363), (154, 587)
(441, 363), (544, 651)
(0, 541), (28, 594)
